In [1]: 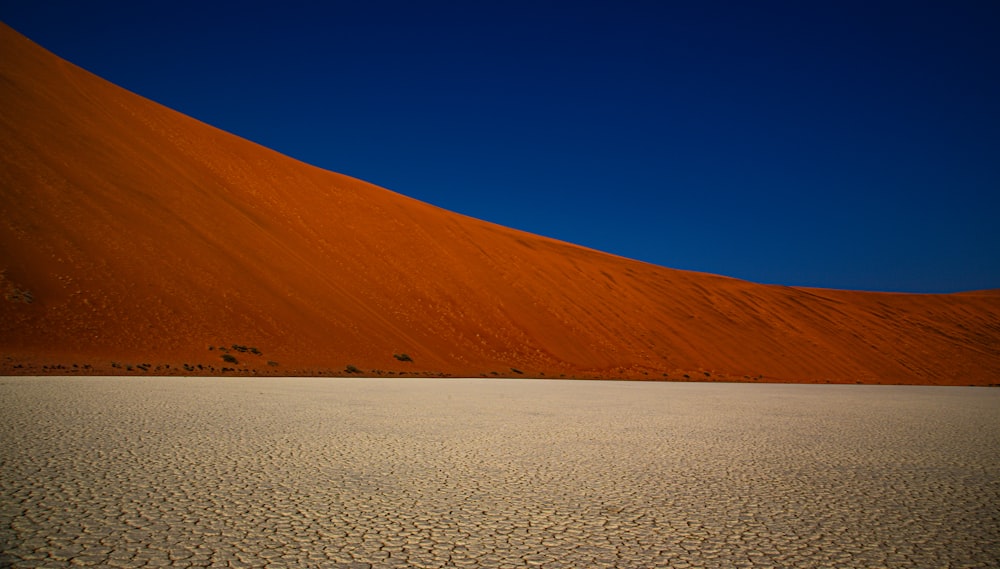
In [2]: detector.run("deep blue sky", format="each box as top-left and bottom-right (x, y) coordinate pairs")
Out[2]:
(3, 1), (999, 292)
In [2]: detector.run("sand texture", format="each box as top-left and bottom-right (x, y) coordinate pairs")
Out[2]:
(1, 22), (999, 383)
(2, 377), (999, 568)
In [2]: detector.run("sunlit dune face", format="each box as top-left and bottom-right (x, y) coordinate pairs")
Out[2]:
(1, 22), (998, 384)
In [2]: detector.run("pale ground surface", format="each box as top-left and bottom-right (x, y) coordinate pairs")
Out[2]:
(1, 377), (998, 569)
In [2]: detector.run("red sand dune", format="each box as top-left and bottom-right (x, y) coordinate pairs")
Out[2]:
(2, 22), (998, 384)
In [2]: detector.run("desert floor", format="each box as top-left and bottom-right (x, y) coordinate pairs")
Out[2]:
(1, 377), (998, 568)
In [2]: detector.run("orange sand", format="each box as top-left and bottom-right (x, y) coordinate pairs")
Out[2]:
(1, 22), (998, 384)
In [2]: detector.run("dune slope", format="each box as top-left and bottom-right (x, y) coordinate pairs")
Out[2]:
(1, 22), (998, 384)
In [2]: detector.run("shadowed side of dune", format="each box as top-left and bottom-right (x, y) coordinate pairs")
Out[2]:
(2, 22), (998, 384)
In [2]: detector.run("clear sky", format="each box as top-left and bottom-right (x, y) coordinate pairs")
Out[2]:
(3, 1), (998, 292)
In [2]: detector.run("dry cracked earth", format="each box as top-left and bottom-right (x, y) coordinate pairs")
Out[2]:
(1, 377), (998, 569)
